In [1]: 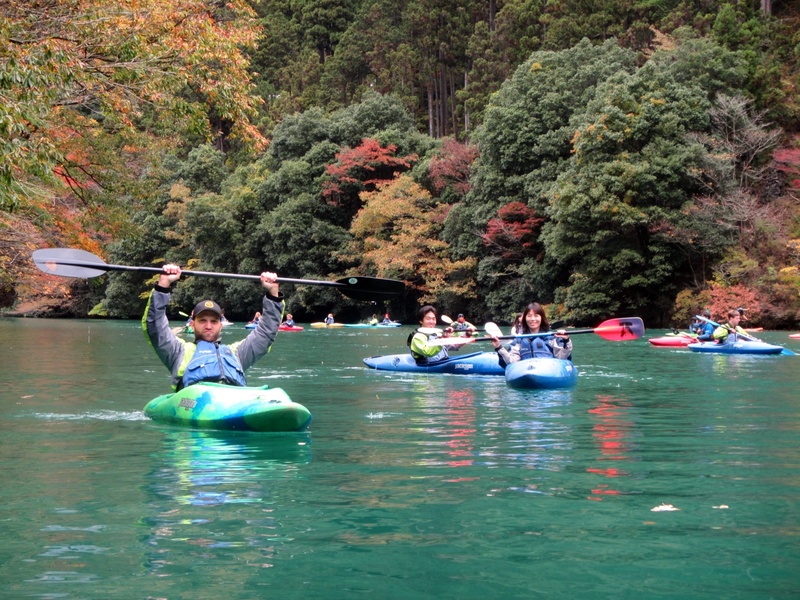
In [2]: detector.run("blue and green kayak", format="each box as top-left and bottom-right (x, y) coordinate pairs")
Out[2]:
(144, 382), (312, 432)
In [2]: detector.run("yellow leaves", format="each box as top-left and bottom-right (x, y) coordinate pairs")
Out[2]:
(350, 175), (476, 299)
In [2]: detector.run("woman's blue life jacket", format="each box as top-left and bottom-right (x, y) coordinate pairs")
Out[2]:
(180, 340), (247, 389)
(514, 335), (557, 360)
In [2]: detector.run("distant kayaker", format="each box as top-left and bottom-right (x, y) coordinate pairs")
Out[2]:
(695, 310), (715, 341)
(324, 313), (335, 325)
(510, 313), (523, 336)
(408, 305), (457, 364)
(712, 309), (748, 344)
(143, 264), (284, 390)
(283, 313), (295, 327)
(381, 313), (393, 325)
(490, 302), (572, 364)
(248, 311), (262, 326)
(452, 313), (477, 337)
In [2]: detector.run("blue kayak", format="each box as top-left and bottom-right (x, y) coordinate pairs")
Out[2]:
(688, 341), (784, 355)
(363, 351), (504, 375)
(504, 358), (579, 389)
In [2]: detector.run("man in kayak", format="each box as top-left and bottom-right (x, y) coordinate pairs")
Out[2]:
(489, 302), (572, 364)
(452, 313), (477, 337)
(283, 313), (296, 327)
(712, 309), (748, 344)
(408, 305), (457, 364)
(143, 264), (284, 390)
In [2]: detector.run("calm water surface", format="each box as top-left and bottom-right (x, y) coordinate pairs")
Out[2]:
(1, 318), (798, 599)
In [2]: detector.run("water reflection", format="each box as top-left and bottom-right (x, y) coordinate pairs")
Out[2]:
(586, 395), (636, 501)
(147, 429), (311, 505)
(141, 429), (311, 576)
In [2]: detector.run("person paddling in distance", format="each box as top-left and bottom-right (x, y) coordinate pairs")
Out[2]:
(324, 313), (335, 325)
(248, 311), (262, 326)
(489, 302), (572, 364)
(712, 309), (748, 344)
(452, 313), (477, 337)
(283, 313), (296, 327)
(408, 305), (457, 364)
(143, 264), (284, 391)
(694, 309), (715, 341)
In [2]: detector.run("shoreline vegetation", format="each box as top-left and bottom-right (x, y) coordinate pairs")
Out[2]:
(2, 2), (799, 329)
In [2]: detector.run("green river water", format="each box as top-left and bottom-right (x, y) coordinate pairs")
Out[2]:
(1, 317), (798, 599)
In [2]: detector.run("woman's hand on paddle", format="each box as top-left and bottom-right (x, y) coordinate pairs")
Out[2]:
(554, 329), (570, 340)
(159, 264), (182, 288)
(260, 271), (279, 296)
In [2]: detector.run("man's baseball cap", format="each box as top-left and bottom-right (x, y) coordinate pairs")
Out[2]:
(192, 299), (223, 318)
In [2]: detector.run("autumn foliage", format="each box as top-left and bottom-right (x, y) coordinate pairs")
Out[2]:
(481, 202), (544, 262)
(428, 139), (479, 197)
(322, 139), (418, 210)
(349, 175), (476, 302)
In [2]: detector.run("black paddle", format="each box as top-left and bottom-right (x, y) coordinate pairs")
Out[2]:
(32, 248), (405, 302)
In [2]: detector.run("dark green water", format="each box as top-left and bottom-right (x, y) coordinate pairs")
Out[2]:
(1, 318), (798, 599)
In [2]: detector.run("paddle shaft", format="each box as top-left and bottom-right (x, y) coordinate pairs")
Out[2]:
(32, 248), (406, 301)
(427, 317), (644, 347)
(43, 258), (350, 289)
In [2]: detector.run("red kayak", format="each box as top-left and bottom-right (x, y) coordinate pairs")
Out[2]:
(648, 333), (697, 347)
(789, 333), (800, 339)
(278, 324), (304, 332)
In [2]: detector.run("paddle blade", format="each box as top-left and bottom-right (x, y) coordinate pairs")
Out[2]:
(484, 322), (504, 337)
(32, 248), (109, 278)
(594, 317), (645, 341)
(334, 276), (405, 301)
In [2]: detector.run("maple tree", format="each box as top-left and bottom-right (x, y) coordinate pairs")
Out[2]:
(322, 138), (418, 214)
(428, 138), (478, 199)
(481, 201), (544, 262)
(1, 0), (266, 212)
(349, 174), (475, 302)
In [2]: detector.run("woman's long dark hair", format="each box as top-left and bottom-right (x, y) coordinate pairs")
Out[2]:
(521, 302), (550, 334)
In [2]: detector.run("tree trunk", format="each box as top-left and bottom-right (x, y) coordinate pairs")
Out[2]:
(427, 85), (434, 137)
(760, 0), (771, 15)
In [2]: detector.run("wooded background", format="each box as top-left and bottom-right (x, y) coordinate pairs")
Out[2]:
(2, 0), (799, 327)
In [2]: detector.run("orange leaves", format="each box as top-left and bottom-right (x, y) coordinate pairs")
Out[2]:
(2, 0), (266, 211)
(350, 175), (476, 301)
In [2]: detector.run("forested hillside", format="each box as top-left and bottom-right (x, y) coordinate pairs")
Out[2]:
(2, 0), (799, 326)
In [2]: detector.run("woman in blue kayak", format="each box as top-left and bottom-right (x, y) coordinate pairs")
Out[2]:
(490, 302), (572, 364)
(408, 305), (457, 364)
(143, 263), (284, 390)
